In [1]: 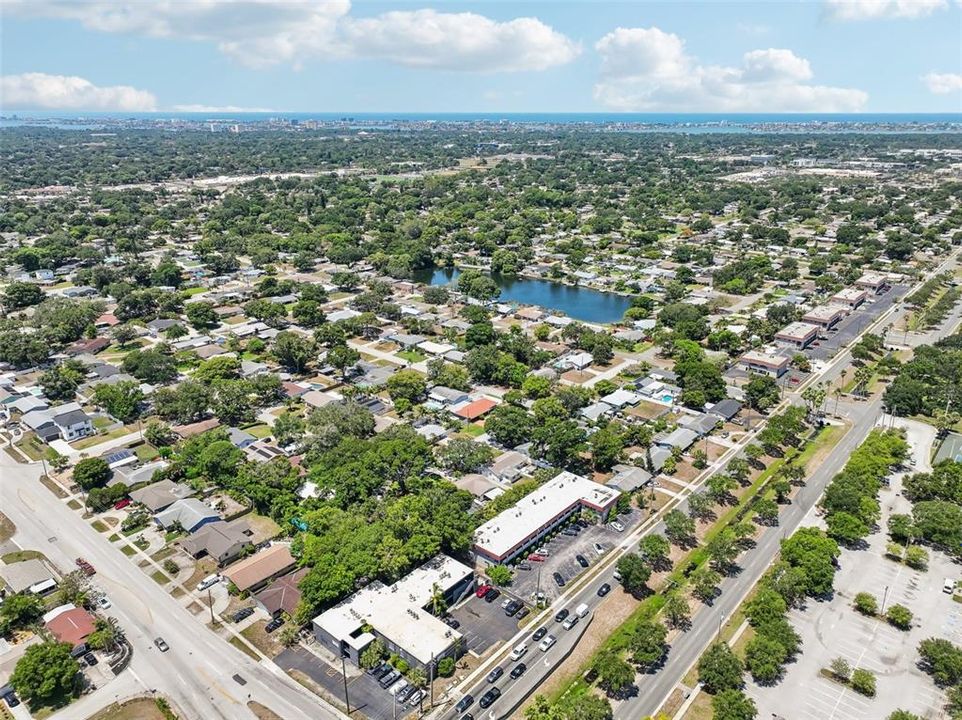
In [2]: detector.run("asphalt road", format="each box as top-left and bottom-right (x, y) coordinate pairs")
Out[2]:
(0, 461), (346, 720)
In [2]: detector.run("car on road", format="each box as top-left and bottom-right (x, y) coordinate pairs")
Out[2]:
(264, 617), (285, 633)
(455, 695), (474, 713)
(475, 584), (491, 598)
(562, 615), (579, 630)
(552, 572), (565, 587)
(538, 635), (557, 652)
(504, 600), (522, 616)
(554, 609), (569, 623)
(532, 627), (548, 641)
(575, 554), (589, 568)
(510, 662), (527, 679)
(509, 642), (528, 661)
(232, 607), (255, 623)
(97, 595), (111, 609)
(486, 666), (503, 683)
(593, 542), (607, 556)
(83, 652), (98, 666)
(597, 583), (611, 597)
(153, 637), (169, 652)
(75, 558), (95, 576)
(478, 688), (501, 709)
(610, 520), (625, 532)
(483, 588), (500, 603)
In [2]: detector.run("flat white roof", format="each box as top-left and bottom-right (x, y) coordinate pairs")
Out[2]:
(803, 304), (848, 321)
(832, 288), (867, 301)
(313, 555), (471, 666)
(740, 350), (789, 368)
(474, 471), (619, 560)
(776, 321), (819, 340)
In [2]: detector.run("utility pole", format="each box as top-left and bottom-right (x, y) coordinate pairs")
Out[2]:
(341, 653), (351, 715)
(429, 652), (434, 709)
(207, 587), (215, 625)
(880, 585), (890, 615)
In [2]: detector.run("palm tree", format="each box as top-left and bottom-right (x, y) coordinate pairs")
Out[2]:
(833, 387), (843, 416)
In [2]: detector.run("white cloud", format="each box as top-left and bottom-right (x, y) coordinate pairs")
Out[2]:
(823, 0), (948, 20)
(0, 72), (157, 111)
(341, 10), (580, 72)
(922, 72), (962, 94)
(8, 1), (579, 72)
(593, 27), (868, 112)
(172, 104), (275, 112)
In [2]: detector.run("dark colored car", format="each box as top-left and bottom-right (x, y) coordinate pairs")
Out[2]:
(264, 617), (285, 633)
(517, 562), (532, 571)
(379, 670), (401, 689)
(444, 616), (461, 629)
(576, 554), (589, 568)
(597, 583), (611, 597)
(484, 588), (500, 603)
(479, 688), (501, 709)
(516, 607), (530, 620)
(533, 626), (548, 641)
(504, 600), (522, 616)
(576, 518), (589, 528)
(554, 609), (569, 623)
(232, 607), (255, 623)
(455, 695), (474, 713)
(368, 663), (390, 679)
(2, 692), (19, 708)
(486, 666), (503, 683)
(396, 685), (416, 703)
(83, 652), (98, 666)
(510, 663), (527, 679)
(553, 572), (566, 587)
(562, 529), (577, 537)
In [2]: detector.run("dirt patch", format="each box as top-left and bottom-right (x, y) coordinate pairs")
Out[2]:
(39, 474), (68, 499)
(85, 697), (169, 720)
(230, 634), (262, 661)
(248, 701), (285, 720)
(241, 620), (285, 658)
(0, 513), (15, 543)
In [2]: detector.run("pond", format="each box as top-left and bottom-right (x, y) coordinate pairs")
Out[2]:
(413, 268), (631, 324)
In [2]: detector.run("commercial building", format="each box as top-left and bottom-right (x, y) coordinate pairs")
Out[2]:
(774, 321), (819, 350)
(312, 555), (473, 670)
(802, 304), (848, 330)
(856, 272), (890, 294)
(739, 350), (790, 378)
(473, 471), (619, 565)
(831, 288), (868, 309)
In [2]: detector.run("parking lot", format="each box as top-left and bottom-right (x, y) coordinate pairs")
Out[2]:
(748, 476), (954, 720)
(449, 594), (525, 656)
(510, 508), (641, 604)
(277, 646), (419, 720)
(808, 285), (907, 362)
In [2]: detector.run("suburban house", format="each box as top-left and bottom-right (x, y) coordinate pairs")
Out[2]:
(128, 478), (193, 513)
(0, 559), (57, 595)
(254, 568), (308, 617)
(154, 498), (219, 533)
(222, 544), (296, 594)
(181, 521), (252, 566)
(21, 402), (93, 442)
(44, 605), (96, 648)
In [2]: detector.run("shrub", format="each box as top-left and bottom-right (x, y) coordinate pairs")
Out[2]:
(886, 604), (913, 630)
(830, 656), (851, 681)
(904, 546), (929, 570)
(162, 558), (179, 576)
(854, 592), (878, 616)
(851, 668), (876, 697)
(437, 657), (455, 677)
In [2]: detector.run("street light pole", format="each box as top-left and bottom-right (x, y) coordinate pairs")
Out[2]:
(341, 653), (351, 715)
(880, 585), (890, 615)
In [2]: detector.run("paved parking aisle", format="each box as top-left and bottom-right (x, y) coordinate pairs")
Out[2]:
(449, 596), (521, 656)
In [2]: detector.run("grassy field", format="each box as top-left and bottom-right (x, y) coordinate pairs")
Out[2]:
(85, 698), (170, 720)
(1, 550), (45, 563)
(396, 349), (427, 363)
(72, 424), (133, 450)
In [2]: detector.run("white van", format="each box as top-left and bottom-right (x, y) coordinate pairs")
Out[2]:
(575, 603), (590, 619)
(509, 642), (528, 661)
(196, 574), (220, 592)
(945, 578), (957, 594)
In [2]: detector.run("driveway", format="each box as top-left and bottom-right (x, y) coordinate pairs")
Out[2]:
(448, 596), (524, 657)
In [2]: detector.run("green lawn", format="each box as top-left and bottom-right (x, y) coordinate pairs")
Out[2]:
(72, 424), (134, 450)
(2, 550), (45, 563)
(150, 570), (169, 585)
(243, 423), (272, 439)
(396, 349), (427, 363)
(91, 519), (109, 533)
(120, 545), (137, 556)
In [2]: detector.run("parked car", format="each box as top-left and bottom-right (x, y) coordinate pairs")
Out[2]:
(455, 695), (474, 713)
(407, 689), (425, 707)
(538, 635), (557, 652)
(390, 679), (410, 697)
(562, 529), (577, 537)
(75, 558), (95, 576)
(532, 626), (548, 641)
(516, 607), (530, 620)
(593, 542), (607, 556)
(576, 518), (589, 528)
(83, 652), (98, 667)
(232, 607), (255, 623)
(398, 686), (417, 703)
(510, 662), (527, 679)
(379, 670), (401, 689)
(479, 688), (501, 709)
(475, 584), (491, 598)
(576, 554), (589, 568)
(264, 617), (285, 633)
(196, 574), (221, 592)
(113, 499), (131, 510)
(443, 616), (461, 629)
(486, 667), (503, 683)
(97, 595), (111, 609)
(517, 562), (532, 571)
(153, 637), (169, 652)
(483, 588), (500, 603)
(554, 609), (569, 623)
(527, 553), (546, 562)
(597, 583), (611, 597)
(0, 690), (19, 709)
(610, 521), (625, 532)
(504, 600), (522, 616)
(945, 578), (957, 594)
(552, 572), (566, 587)
(367, 662), (389, 678)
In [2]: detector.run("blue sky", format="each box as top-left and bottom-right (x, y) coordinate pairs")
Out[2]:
(2, 1), (961, 113)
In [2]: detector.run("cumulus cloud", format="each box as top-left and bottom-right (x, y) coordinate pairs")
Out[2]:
(0, 72), (157, 111)
(593, 27), (868, 112)
(922, 72), (962, 94)
(341, 10), (579, 72)
(8, 0), (579, 72)
(823, 0), (948, 20)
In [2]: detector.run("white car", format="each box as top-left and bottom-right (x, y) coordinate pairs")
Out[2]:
(196, 574), (221, 592)
(509, 642), (528, 661)
(610, 521), (625, 533)
(97, 595), (111, 609)
(539, 635), (557, 652)
(593, 542), (607, 556)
